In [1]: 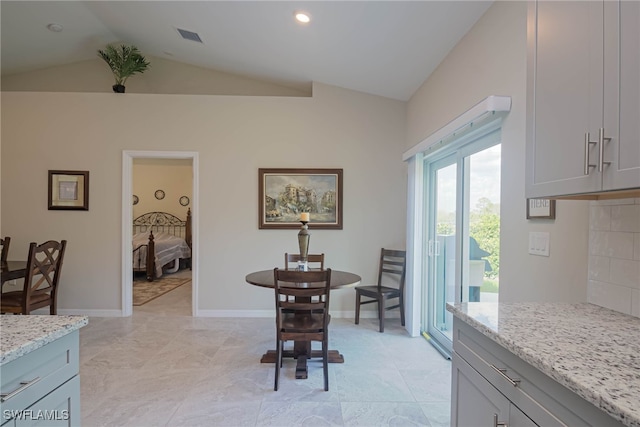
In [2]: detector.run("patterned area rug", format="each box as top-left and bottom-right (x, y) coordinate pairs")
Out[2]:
(133, 277), (190, 306)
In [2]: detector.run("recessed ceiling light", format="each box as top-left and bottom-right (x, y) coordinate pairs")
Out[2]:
(294, 11), (311, 24)
(47, 23), (63, 33)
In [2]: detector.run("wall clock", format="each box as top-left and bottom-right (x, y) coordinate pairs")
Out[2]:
(154, 189), (165, 200)
(179, 196), (190, 206)
(133, 195), (139, 205)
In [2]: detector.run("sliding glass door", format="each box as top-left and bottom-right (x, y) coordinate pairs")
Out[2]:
(422, 128), (501, 357)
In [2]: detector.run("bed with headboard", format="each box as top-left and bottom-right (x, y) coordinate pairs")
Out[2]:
(132, 208), (192, 281)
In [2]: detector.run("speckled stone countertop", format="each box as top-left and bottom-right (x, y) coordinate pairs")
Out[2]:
(447, 302), (640, 427)
(0, 315), (88, 365)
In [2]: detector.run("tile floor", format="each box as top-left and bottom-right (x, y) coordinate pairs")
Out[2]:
(79, 271), (452, 426)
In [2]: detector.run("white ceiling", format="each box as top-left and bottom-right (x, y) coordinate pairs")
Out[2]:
(0, 1), (492, 101)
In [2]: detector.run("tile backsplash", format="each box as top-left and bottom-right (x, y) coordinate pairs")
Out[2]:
(588, 198), (640, 317)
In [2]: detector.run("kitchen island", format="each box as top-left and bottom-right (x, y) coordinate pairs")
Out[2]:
(447, 302), (639, 427)
(1, 315), (87, 426)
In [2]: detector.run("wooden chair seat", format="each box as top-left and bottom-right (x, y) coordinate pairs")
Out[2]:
(1, 290), (51, 307)
(280, 312), (324, 332)
(354, 248), (407, 333)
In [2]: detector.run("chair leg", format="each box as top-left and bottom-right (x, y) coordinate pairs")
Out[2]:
(399, 294), (405, 326)
(354, 291), (361, 325)
(323, 338), (329, 391)
(378, 296), (385, 333)
(274, 338), (281, 391)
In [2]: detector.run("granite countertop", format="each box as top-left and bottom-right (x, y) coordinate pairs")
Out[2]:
(0, 315), (88, 366)
(447, 302), (640, 427)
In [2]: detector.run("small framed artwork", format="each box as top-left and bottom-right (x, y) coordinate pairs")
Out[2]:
(526, 198), (556, 219)
(259, 168), (343, 229)
(48, 170), (89, 211)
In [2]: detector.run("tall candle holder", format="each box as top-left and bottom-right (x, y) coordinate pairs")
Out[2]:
(298, 221), (310, 271)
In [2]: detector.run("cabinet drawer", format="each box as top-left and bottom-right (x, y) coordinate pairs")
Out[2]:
(453, 320), (624, 427)
(1, 332), (79, 418)
(15, 376), (79, 427)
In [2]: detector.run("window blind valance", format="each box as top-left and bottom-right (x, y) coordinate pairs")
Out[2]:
(403, 95), (511, 161)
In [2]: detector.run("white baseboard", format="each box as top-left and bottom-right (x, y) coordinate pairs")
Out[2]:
(48, 309), (398, 319)
(193, 310), (398, 319)
(57, 309), (124, 317)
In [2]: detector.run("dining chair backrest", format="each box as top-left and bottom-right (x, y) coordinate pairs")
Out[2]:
(0, 236), (10, 262)
(273, 268), (332, 391)
(284, 253), (325, 270)
(274, 268), (332, 317)
(21, 240), (66, 314)
(376, 249), (407, 291)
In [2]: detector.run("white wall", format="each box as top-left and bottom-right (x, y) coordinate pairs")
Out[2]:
(1, 83), (407, 316)
(1, 55), (310, 97)
(406, 1), (590, 302)
(588, 198), (640, 316)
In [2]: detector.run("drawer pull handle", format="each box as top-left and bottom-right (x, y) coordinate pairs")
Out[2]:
(490, 364), (520, 387)
(494, 413), (508, 427)
(0, 377), (41, 402)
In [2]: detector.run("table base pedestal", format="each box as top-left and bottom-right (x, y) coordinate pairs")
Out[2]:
(260, 349), (344, 379)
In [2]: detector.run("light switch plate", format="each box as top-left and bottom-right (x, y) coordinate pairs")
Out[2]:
(529, 232), (550, 256)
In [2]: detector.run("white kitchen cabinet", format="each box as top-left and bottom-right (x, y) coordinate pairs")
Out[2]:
(451, 318), (626, 427)
(526, 0), (640, 198)
(0, 331), (80, 427)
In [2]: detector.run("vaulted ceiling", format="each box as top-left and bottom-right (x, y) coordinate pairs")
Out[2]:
(1, 1), (492, 100)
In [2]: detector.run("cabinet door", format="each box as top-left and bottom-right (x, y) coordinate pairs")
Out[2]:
(451, 353), (511, 427)
(526, 1), (604, 197)
(15, 376), (79, 427)
(603, 0), (640, 190)
(510, 403), (539, 427)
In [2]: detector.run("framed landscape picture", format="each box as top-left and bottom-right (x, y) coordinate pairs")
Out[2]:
(259, 168), (343, 229)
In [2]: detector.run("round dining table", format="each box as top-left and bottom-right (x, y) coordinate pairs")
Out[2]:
(245, 269), (361, 379)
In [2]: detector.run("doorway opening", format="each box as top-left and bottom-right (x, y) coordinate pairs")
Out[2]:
(122, 151), (199, 317)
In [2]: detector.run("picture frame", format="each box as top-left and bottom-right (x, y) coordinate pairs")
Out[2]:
(526, 198), (555, 219)
(259, 168), (343, 229)
(48, 170), (89, 211)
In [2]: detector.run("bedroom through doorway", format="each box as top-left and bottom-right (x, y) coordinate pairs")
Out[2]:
(122, 151), (199, 317)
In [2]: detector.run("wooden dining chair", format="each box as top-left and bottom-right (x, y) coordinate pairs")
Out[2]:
(1, 236), (10, 262)
(284, 253), (325, 270)
(1, 240), (67, 315)
(354, 248), (407, 332)
(273, 268), (332, 391)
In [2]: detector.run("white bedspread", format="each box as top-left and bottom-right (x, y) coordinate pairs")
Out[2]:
(133, 232), (191, 278)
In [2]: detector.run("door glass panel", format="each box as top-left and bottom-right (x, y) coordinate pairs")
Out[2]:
(426, 161), (457, 348)
(463, 144), (501, 303)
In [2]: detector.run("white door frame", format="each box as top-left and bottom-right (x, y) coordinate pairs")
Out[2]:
(122, 150), (199, 317)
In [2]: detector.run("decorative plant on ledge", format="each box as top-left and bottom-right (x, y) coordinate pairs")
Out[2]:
(97, 44), (150, 93)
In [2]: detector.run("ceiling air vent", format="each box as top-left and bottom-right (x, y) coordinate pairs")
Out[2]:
(177, 28), (203, 43)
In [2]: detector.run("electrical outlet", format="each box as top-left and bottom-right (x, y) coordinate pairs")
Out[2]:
(528, 232), (550, 257)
